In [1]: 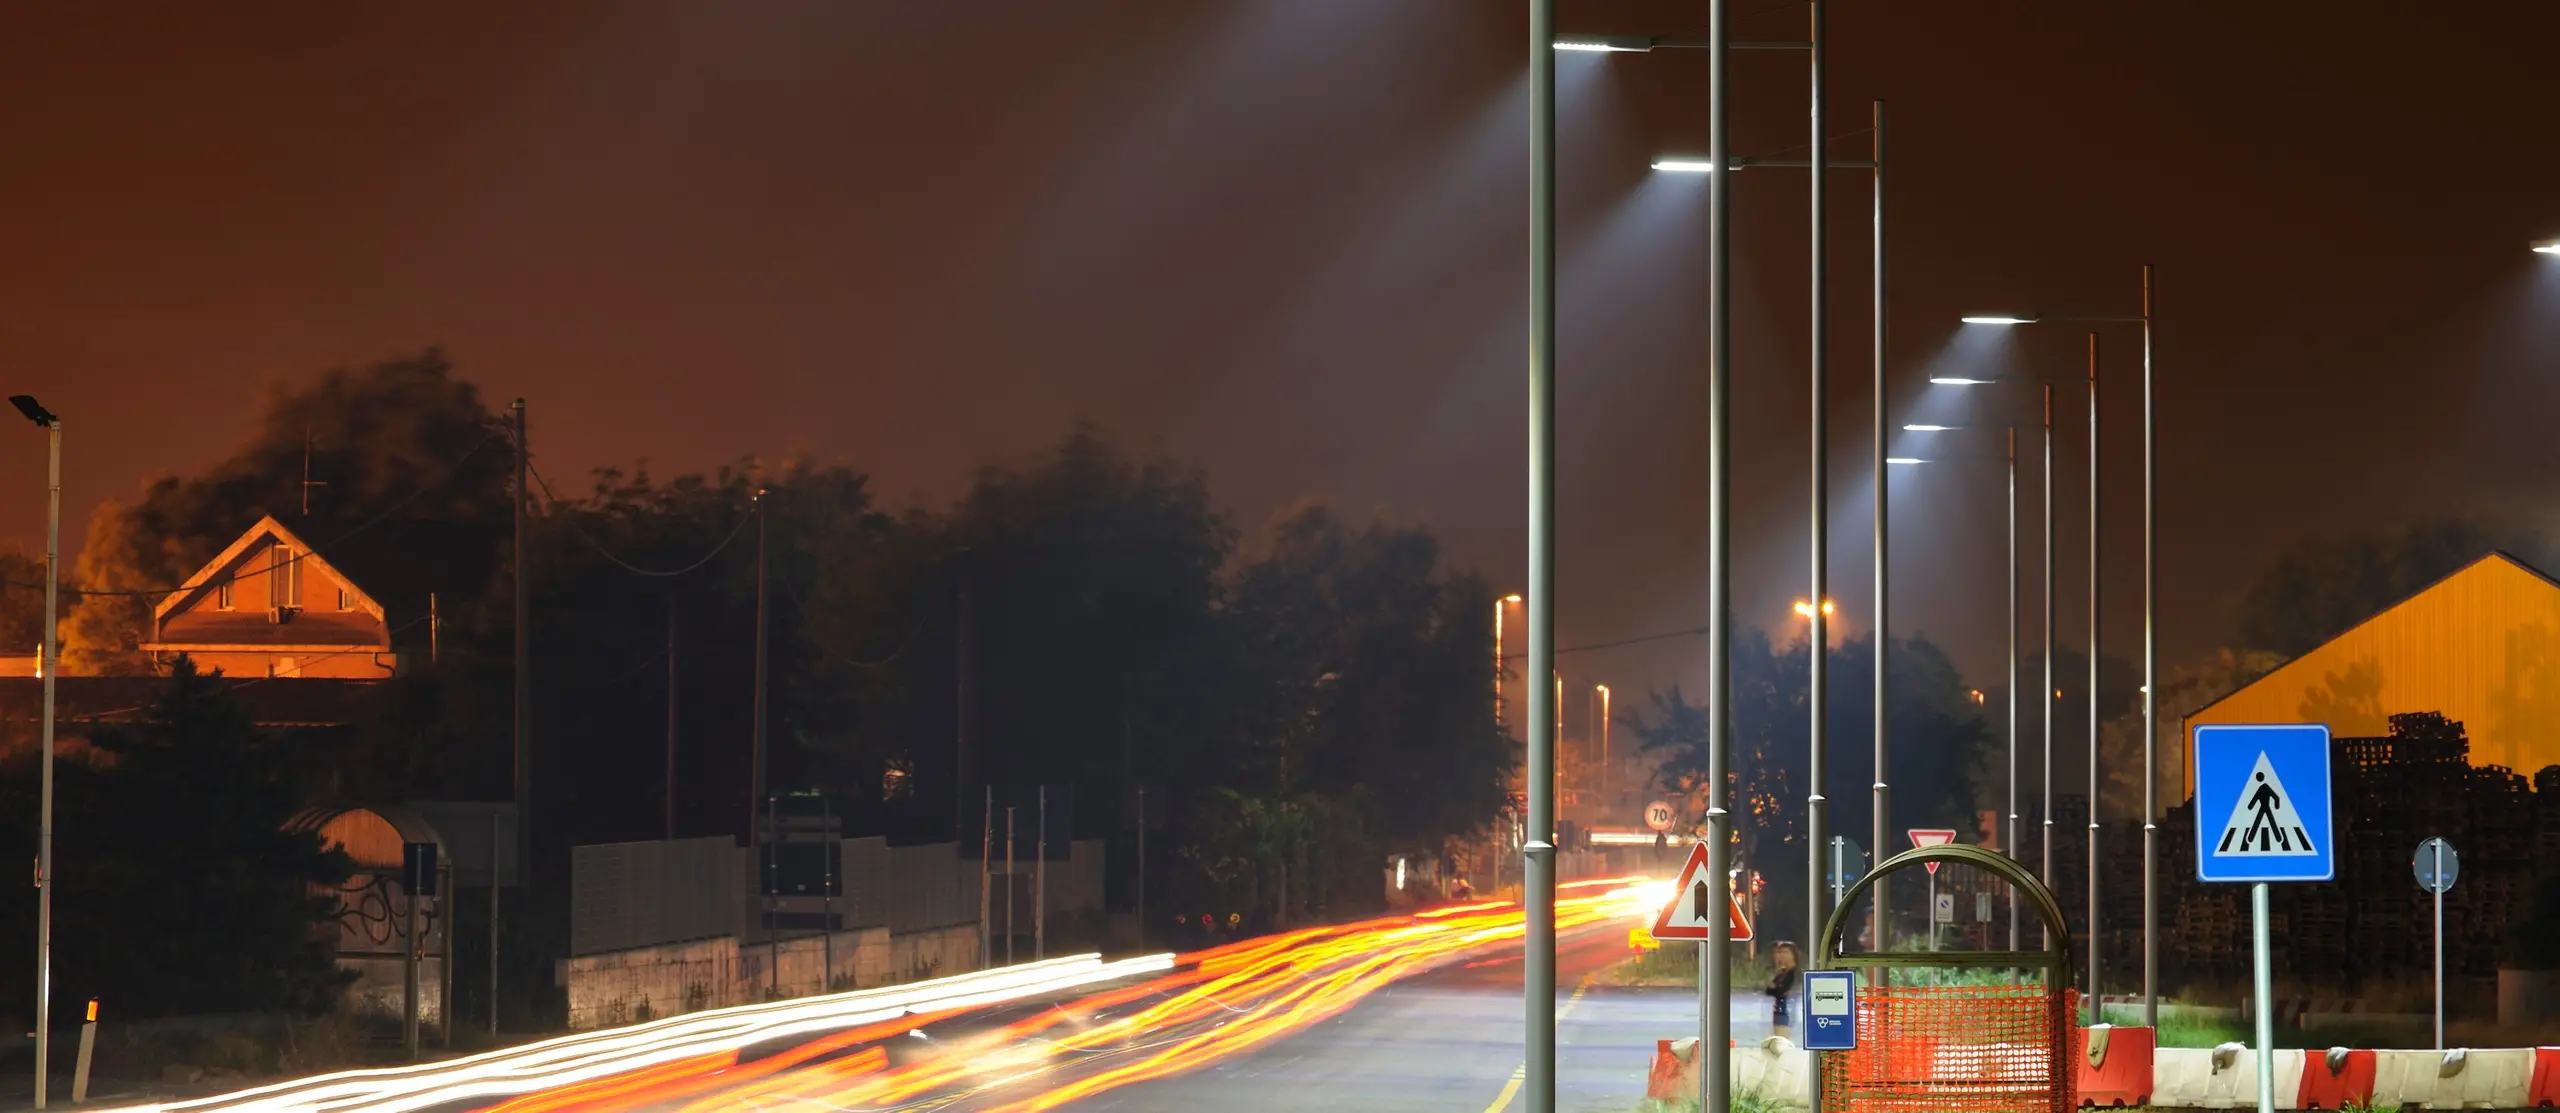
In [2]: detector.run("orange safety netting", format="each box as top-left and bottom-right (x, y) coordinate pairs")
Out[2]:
(1819, 984), (2075, 1113)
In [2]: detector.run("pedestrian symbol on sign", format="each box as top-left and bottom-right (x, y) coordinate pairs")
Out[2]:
(2215, 753), (2316, 857)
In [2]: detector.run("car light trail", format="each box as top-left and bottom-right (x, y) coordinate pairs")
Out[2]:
(111, 879), (1661, 1112)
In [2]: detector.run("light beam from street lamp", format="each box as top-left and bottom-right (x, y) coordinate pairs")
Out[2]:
(1959, 315), (2040, 325)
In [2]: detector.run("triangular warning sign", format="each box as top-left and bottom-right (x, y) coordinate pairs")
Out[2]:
(1649, 843), (1753, 942)
(1908, 828), (1957, 875)
(2213, 752), (2319, 858)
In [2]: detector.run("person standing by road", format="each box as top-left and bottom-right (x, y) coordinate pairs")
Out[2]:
(1767, 941), (1802, 1039)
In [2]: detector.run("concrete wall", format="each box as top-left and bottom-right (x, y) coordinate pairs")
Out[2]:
(891, 924), (980, 984)
(558, 935), (739, 1031)
(557, 924), (982, 1030)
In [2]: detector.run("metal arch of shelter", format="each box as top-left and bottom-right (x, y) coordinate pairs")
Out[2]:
(1815, 843), (2077, 1112)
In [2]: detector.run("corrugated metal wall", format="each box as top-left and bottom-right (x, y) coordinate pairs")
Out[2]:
(574, 836), (1096, 954)
(2189, 554), (2560, 786)
(571, 836), (744, 956)
(887, 842), (975, 933)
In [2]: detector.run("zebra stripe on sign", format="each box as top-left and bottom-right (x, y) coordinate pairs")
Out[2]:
(2213, 752), (2317, 857)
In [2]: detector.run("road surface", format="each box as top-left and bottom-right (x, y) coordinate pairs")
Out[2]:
(97, 879), (1788, 1113)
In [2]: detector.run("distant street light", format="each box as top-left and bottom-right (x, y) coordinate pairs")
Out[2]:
(1957, 266), (2155, 1025)
(1930, 376), (1995, 385)
(1553, 35), (1658, 52)
(1792, 599), (1837, 617)
(1885, 457), (1927, 465)
(1902, 424), (1957, 432)
(10, 394), (60, 1109)
(1649, 158), (1722, 174)
(2534, 238), (2560, 255)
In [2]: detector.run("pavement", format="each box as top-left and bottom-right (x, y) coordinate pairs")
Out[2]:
(1049, 930), (1769, 1113)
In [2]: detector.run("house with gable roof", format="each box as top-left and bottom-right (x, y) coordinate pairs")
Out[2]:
(141, 515), (400, 679)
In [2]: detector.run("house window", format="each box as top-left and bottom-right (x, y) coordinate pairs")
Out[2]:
(273, 656), (300, 678)
(269, 546), (302, 608)
(336, 587), (352, 611)
(216, 580), (234, 610)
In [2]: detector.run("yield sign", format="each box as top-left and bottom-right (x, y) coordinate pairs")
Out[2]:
(1908, 828), (1958, 875)
(1650, 842), (1753, 942)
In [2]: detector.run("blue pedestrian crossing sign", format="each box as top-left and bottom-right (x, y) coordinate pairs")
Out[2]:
(2194, 723), (2335, 883)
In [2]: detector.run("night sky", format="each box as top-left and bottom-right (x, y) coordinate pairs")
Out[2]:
(4, 2), (2557, 703)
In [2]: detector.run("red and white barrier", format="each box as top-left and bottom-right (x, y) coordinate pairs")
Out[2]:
(1638, 1028), (2556, 1109)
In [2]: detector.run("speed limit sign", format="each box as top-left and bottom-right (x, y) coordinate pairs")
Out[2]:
(1644, 801), (1676, 832)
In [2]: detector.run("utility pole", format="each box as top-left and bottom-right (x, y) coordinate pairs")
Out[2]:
(751, 491), (768, 838)
(512, 399), (531, 887)
(1036, 787), (1047, 961)
(666, 595), (679, 840)
(300, 429), (327, 516)
(2086, 333), (2102, 1024)
(12, 395), (62, 1110)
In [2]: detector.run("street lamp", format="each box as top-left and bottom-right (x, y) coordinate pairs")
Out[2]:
(1928, 375), (2059, 956)
(10, 394), (60, 1109)
(1960, 264), (2154, 1026)
(2534, 238), (2560, 255)
(1574, 17), (1858, 1110)
(1495, 594), (1522, 732)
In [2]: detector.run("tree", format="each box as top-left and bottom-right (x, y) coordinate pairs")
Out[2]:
(0, 544), (52, 658)
(2234, 517), (2547, 657)
(64, 350), (512, 674)
(0, 659), (352, 1017)
(1627, 631), (1996, 941)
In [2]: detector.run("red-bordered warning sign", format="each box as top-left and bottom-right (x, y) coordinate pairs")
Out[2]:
(1649, 842), (1753, 941)
(1908, 828), (1957, 874)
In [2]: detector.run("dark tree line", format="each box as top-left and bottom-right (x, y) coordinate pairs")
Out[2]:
(17, 353), (1510, 1020)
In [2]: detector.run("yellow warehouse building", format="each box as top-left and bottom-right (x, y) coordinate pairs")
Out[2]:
(2187, 551), (2560, 779)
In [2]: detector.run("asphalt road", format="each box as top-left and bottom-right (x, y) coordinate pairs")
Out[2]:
(1043, 930), (1769, 1113)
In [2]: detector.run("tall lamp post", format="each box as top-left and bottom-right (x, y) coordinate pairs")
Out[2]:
(1898, 422), (2022, 950)
(1926, 373), (2059, 950)
(11, 394), (60, 1109)
(1959, 264), (2153, 1022)
(1524, 2), (1559, 1108)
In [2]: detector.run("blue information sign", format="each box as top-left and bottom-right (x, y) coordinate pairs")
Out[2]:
(2193, 723), (2334, 883)
(1801, 970), (1856, 1050)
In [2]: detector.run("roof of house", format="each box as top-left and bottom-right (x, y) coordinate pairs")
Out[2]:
(154, 515), (383, 623)
(153, 514), (506, 646)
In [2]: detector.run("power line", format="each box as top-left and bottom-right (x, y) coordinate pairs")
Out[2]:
(524, 462), (755, 578)
(5, 423), (504, 599)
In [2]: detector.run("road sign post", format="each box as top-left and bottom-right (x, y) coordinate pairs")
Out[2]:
(1908, 830), (1955, 952)
(2195, 724), (2334, 1113)
(2414, 837), (2457, 1049)
(1651, 840), (1753, 1088)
